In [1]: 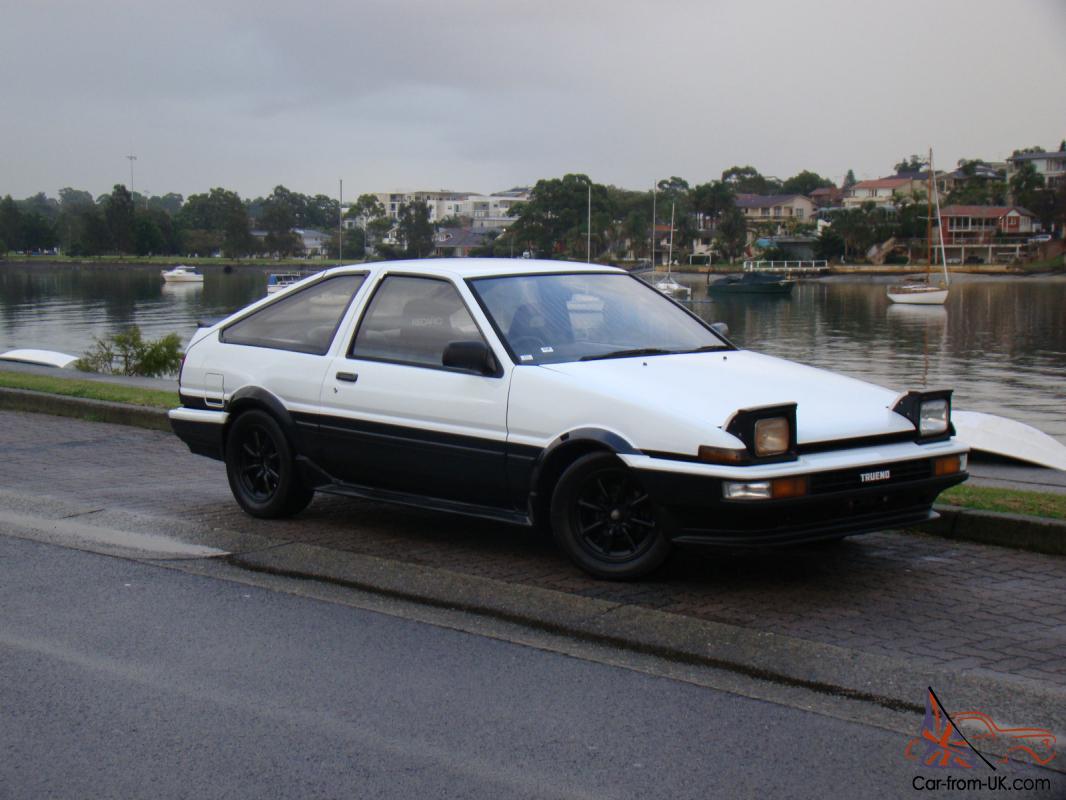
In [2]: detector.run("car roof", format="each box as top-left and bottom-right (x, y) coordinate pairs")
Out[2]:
(322, 258), (625, 281)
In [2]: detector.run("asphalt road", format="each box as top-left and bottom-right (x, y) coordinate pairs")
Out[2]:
(4, 534), (1061, 799)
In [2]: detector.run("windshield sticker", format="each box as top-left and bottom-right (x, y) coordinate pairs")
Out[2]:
(520, 354), (534, 362)
(540, 346), (554, 353)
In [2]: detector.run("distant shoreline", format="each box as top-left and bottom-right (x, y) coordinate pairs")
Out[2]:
(0, 254), (1061, 276)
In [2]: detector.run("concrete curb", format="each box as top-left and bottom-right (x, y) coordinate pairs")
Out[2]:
(924, 504), (1066, 556)
(229, 540), (1066, 741)
(0, 387), (170, 432)
(1, 385), (1064, 556)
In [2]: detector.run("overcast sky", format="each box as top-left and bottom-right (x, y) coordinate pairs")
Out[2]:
(2, 0), (1064, 201)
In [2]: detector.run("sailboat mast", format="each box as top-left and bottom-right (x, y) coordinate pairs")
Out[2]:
(930, 149), (950, 286)
(667, 203), (675, 273)
(926, 148), (933, 276)
(650, 183), (656, 267)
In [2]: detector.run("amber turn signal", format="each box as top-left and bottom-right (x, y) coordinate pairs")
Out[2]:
(771, 476), (809, 499)
(933, 454), (966, 476)
(698, 445), (748, 465)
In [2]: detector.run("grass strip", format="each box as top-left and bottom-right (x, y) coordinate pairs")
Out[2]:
(0, 370), (177, 410)
(940, 484), (1066, 521)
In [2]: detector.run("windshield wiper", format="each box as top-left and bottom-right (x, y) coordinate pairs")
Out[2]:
(579, 347), (676, 362)
(679, 344), (728, 353)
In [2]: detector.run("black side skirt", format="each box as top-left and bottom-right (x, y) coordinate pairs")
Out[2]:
(296, 457), (531, 527)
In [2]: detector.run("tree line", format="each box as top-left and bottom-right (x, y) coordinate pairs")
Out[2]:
(3, 145), (1063, 263)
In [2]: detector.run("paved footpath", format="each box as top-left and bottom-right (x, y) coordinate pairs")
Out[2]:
(3, 409), (1066, 691)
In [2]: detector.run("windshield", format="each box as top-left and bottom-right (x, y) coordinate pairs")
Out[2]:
(469, 272), (728, 365)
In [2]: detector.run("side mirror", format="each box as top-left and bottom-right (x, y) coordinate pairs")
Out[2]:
(442, 340), (497, 376)
(711, 322), (730, 337)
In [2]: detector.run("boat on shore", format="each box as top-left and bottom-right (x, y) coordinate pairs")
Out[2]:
(0, 348), (79, 368)
(161, 265), (204, 283)
(708, 271), (794, 295)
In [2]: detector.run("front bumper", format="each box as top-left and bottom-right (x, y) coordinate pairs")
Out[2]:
(625, 441), (968, 546)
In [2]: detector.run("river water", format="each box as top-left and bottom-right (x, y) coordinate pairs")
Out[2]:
(1, 263), (1064, 443)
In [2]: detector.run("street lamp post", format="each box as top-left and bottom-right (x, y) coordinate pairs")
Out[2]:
(125, 154), (137, 195)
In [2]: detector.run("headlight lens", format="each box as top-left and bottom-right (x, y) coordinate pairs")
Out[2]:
(919, 399), (949, 436)
(753, 417), (790, 457)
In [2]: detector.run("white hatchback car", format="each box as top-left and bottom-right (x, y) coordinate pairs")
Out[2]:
(170, 259), (969, 579)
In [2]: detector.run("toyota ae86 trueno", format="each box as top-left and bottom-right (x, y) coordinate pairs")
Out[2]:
(170, 259), (968, 579)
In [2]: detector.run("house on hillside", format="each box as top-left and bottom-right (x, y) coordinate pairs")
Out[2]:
(735, 194), (815, 232)
(842, 177), (922, 209)
(938, 205), (1036, 244)
(809, 186), (843, 209)
(433, 228), (488, 257)
(295, 228), (330, 256)
(940, 162), (1005, 194)
(1007, 151), (1066, 189)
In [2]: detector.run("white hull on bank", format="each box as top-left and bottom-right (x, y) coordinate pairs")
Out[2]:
(953, 411), (1066, 471)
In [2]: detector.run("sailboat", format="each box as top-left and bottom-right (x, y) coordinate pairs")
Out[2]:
(888, 148), (949, 305)
(653, 202), (691, 299)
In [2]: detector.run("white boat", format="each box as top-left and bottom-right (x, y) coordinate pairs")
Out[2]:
(266, 272), (307, 294)
(161, 265), (204, 283)
(953, 411), (1066, 471)
(888, 148), (949, 306)
(652, 276), (692, 299)
(652, 201), (691, 299)
(0, 348), (80, 368)
(887, 284), (948, 305)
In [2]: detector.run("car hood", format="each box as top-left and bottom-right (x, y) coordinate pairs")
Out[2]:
(536, 350), (915, 447)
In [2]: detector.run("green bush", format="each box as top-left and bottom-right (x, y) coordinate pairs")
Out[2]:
(75, 325), (183, 377)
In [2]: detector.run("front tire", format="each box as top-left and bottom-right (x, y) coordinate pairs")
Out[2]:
(550, 452), (672, 580)
(225, 410), (313, 518)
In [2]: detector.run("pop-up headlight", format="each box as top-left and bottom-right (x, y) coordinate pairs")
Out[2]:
(919, 399), (949, 436)
(892, 390), (953, 441)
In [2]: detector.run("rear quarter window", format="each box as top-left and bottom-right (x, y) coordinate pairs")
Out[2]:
(220, 274), (365, 354)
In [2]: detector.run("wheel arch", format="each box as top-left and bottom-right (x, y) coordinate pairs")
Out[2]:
(223, 387), (299, 446)
(529, 428), (639, 527)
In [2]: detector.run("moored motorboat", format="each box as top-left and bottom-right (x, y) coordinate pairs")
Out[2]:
(161, 265), (204, 283)
(266, 272), (308, 294)
(708, 271), (794, 295)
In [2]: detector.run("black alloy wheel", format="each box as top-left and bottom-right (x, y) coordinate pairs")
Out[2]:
(225, 410), (313, 518)
(550, 452), (672, 580)
(238, 425), (281, 502)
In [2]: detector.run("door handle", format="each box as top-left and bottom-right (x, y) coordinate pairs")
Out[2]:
(335, 371), (358, 383)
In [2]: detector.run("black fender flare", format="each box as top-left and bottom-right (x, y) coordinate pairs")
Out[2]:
(224, 386), (300, 446)
(527, 428), (641, 524)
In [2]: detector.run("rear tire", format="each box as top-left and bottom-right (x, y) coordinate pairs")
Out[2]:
(225, 410), (313, 518)
(550, 452), (672, 580)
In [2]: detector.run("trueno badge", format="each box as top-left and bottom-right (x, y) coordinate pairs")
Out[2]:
(860, 469), (891, 484)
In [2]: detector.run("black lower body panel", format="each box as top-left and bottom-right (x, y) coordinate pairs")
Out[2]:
(635, 467), (967, 547)
(170, 418), (224, 461)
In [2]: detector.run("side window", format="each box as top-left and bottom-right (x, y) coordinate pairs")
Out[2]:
(351, 276), (483, 368)
(221, 274), (365, 354)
